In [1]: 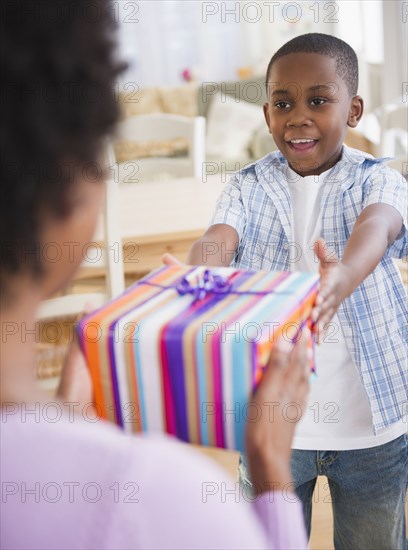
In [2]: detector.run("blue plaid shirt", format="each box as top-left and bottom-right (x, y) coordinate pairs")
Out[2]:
(211, 145), (408, 432)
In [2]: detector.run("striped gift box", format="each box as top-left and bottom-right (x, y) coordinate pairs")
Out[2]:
(78, 265), (319, 451)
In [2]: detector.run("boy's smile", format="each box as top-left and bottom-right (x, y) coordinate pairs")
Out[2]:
(264, 53), (363, 177)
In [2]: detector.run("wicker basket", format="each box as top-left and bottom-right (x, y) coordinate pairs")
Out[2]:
(35, 316), (77, 380)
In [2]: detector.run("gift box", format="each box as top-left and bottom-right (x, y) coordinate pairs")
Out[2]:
(78, 265), (319, 451)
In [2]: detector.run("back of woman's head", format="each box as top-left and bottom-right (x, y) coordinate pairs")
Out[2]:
(0, 0), (124, 289)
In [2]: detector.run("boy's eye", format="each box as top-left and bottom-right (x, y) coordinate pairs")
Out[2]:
(275, 101), (291, 109)
(310, 98), (326, 106)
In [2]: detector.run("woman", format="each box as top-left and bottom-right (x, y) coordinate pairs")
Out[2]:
(0, 1), (309, 548)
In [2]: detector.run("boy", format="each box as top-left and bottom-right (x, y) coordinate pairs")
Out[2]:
(188, 34), (408, 549)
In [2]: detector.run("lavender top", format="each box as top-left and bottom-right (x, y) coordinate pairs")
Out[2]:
(1, 408), (307, 549)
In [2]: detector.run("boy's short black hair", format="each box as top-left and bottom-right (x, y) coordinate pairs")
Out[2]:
(265, 33), (358, 96)
(0, 0), (125, 288)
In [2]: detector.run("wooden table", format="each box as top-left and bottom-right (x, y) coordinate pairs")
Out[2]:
(79, 172), (408, 285)
(91, 174), (227, 276)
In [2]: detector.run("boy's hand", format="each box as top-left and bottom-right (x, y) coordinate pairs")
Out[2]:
(162, 253), (184, 266)
(312, 239), (355, 342)
(312, 205), (404, 342)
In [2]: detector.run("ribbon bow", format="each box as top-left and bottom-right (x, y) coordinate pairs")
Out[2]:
(176, 270), (231, 302)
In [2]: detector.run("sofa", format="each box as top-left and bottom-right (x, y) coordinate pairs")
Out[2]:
(117, 77), (376, 178)
(117, 77), (275, 175)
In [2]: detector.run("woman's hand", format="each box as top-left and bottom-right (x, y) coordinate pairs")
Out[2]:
(245, 329), (311, 496)
(57, 336), (93, 407)
(56, 305), (94, 410)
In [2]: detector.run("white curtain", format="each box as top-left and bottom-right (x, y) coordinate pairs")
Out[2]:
(117, 0), (338, 87)
(117, 0), (244, 87)
(116, 0), (404, 114)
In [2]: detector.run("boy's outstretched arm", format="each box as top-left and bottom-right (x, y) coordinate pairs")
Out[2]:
(312, 203), (404, 334)
(187, 223), (239, 266)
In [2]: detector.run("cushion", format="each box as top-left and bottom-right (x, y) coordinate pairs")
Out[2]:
(158, 84), (198, 117)
(118, 84), (198, 119)
(118, 87), (162, 119)
(205, 92), (265, 161)
(114, 137), (189, 163)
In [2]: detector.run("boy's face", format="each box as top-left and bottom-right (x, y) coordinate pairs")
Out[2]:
(264, 52), (363, 177)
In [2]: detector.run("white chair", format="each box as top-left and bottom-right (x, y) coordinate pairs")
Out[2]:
(114, 114), (206, 183)
(36, 145), (125, 320)
(379, 102), (408, 157)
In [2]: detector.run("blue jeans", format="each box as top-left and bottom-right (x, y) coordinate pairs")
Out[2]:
(239, 434), (408, 550)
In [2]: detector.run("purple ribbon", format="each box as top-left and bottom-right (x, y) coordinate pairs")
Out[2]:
(140, 269), (298, 302)
(175, 269), (231, 302)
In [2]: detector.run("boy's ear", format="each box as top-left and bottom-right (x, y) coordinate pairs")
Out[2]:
(263, 103), (271, 131)
(347, 95), (364, 128)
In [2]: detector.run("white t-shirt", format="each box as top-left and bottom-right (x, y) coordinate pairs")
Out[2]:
(286, 167), (406, 450)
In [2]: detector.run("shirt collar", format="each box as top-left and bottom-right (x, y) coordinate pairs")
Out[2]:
(254, 144), (390, 176)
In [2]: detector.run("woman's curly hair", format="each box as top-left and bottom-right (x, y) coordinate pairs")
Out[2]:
(0, 0), (125, 288)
